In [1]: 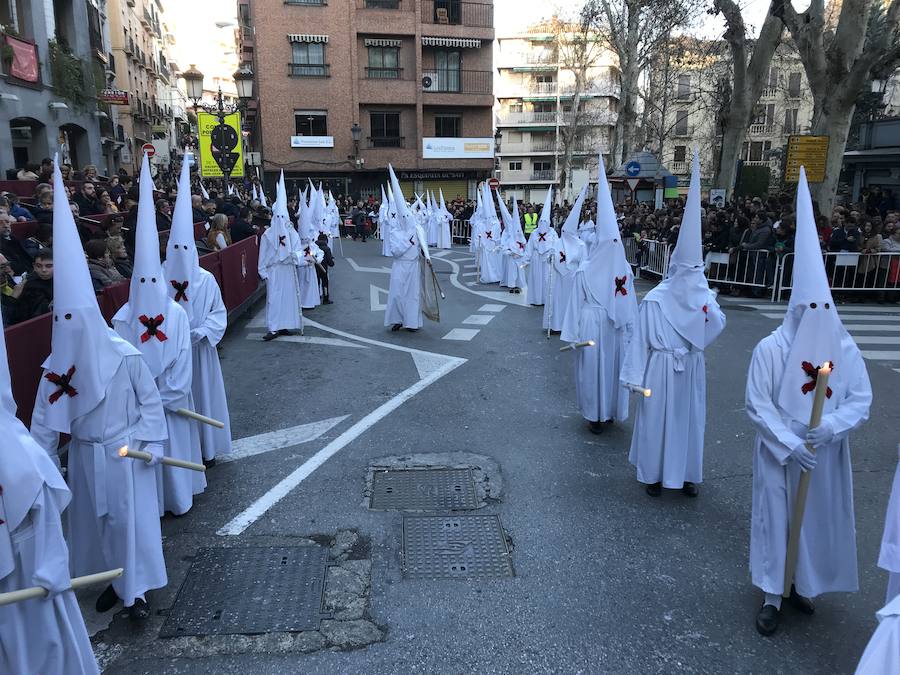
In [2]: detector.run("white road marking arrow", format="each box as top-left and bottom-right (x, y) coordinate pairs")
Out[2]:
(370, 284), (389, 311)
(221, 415), (350, 464)
(346, 257), (391, 274)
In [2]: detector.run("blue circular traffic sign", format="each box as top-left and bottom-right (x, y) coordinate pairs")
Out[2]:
(625, 161), (641, 177)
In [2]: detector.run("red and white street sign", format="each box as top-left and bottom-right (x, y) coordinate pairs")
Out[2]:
(142, 143), (155, 157)
(626, 178), (640, 192)
(488, 177), (500, 190)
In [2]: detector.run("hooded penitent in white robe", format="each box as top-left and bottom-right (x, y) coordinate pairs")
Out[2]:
(879, 446), (900, 603)
(498, 193), (527, 290)
(258, 172), (304, 331)
(747, 167), (871, 600)
(523, 187), (558, 306)
(0, 306), (99, 675)
(478, 182), (504, 284)
(379, 186), (391, 256)
(621, 151), (725, 488)
(469, 190), (483, 255)
(165, 156), (233, 463)
(426, 192), (439, 247)
(30, 158), (167, 608)
(544, 191), (587, 332)
(437, 189), (453, 249)
(561, 162), (637, 424)
(579, 219), (597, 252)
(384, 166), (430, 329)
(299, 182), (326, 308)
(114, 156), (204, 516)
(855, 593), (900, 675)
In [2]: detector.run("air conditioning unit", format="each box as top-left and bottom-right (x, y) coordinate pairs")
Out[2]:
(422, 72), (437, 90)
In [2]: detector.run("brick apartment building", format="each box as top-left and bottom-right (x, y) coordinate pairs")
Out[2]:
(237, 0), (495, 201)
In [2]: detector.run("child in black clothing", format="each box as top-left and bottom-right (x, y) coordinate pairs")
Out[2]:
(316, 233), (335, 304)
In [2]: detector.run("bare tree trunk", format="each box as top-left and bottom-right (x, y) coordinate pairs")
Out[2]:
(808, 109), (854, 216)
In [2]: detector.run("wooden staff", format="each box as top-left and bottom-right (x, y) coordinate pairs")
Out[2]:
(546, 252), (555, 339)
(624, 383), (652, 397)
(175, 408), (225, 429)
(782, 361), (832, 597)
(559, 340), (595, 352)
(118, 446), (207, 472)
(0, 568), (123, 607)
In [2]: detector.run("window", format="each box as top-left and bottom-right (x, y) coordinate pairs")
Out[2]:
(367, 46), (400, 79)
(532, 102), (554, 113)
(676, 74), (691, 100)
(675, 110), (689, 135)
(788, 72), (802, 98)
(766, 66), (779, 89)
(435, 114), (461, 137)
(294, 110), (328, 136)
(508, 161), (522, 171)
(432, 49), (461, 91)
(369, 111), (401, 147)
(509, 102), (523, 114)
(744, 140), (772, 162)
(784, 108), (799, 134)
(285, 0), (326, 5)
(290, 42), (328, 77)
(673, 145), (686, 163)
(506, 131), (522, 143)
(533, 161), (552, 172)
(433, 0), (462, 24)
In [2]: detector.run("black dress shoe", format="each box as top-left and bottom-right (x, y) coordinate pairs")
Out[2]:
(95, 584), (120, 613)
(681, 482), (699, 498)
(756, 603), (780, 636)
(262, 331), (278, 341)
(277, 329), (291, 335)
(588, 420), (604, 434)
(203, 458), (216, 468)
(391, 323), (402, 331)
(788, 586), (815, 615)
(129, 598), (151, 621)
(645, 482), (662, 497)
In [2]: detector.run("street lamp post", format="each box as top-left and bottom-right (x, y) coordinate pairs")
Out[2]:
(493, 128), (502, 177)
(182, 64), (254, 184)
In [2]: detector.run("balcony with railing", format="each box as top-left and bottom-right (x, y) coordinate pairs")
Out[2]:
(760, 87), (777, 99)
(671, 160), (687, 174)
(368, 135), (405, 148)
(528, 81), (557, 95)
(422, 0), (493, 28)
(530, 169), (556, 181)
(497, 111), (558, 125)
(355, 0), (410, 9)
(422, 69), (492, 95)
(289, 63), (330, 77)
(748, 123), (775, 135)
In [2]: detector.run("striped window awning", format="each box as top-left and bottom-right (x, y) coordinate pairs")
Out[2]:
(422, 36), (481, 49)
(364, 38), (402, 48)
(288, 34), (329, 43)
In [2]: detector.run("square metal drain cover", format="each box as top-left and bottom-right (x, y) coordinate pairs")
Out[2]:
(402, 515), (513, 579)
(370, 468), (478, 511)
(159, 546), (328, 637)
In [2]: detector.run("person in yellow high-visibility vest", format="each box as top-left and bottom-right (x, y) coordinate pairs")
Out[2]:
(523, 206), (538, 239)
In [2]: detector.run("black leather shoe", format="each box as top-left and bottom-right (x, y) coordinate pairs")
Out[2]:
(95, 584), (120, 613)
(391, 323), (402, 331)
(277, 329), (291, 335)
(645, 482), (662, 497)
(129, 598), (151, 621)
(262, 331), (278, 341)
(788, 586), (815, 615)
(756, 604), (780, 636)
(588, 420), (604, 434)
(681, 482), (699, 498)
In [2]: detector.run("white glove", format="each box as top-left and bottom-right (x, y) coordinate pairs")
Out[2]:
(805, 420), (835, 449)
(143, 443), (164, 467)
(790, 443), (817, 472)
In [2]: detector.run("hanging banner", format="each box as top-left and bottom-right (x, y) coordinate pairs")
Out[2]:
(197, 111), (244, 178)
(5, 36), (39, 83)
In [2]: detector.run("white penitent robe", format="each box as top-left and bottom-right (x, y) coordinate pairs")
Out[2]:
(384, 238), (423, 329)
(258, 236), (303, 333)
(188, 270), (233, 461)
(620, 299), (724, 487)
(0, 485), (99, 675)
(855, 594), (900, 675)
(880, 447), (900, 603)
(561, 272), (633, 423)
(544, 264), (577, 331)
(503, 255), (526, 289)
(113, 301), (205, 516)
(525, 251), (551, 306)
(30, 355), (168, 607)
(298, 248), (320, 309)
(746, 332), (871, 599)
(438, 217), (452, 249)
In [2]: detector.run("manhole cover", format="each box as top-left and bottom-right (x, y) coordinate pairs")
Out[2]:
(370, 468), (477, 511)
(402, 515), (513, 579)
(159, 546), (329, 637)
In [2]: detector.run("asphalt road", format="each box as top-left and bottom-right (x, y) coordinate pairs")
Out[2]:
(97, 239), (900, 674)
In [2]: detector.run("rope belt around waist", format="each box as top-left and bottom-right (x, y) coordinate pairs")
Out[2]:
(651, 346), (692, 372)
(89, 437), (129, 518)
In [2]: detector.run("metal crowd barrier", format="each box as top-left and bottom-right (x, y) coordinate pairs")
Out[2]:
(622, 236), (640, 267)
(639, 240), (672, 278)
(705, 249), (775, 293)
(451, 219), (472, 244)
(774, 251), (900, 302)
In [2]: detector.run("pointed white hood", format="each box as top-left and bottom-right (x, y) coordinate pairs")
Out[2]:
(498, 193), (526, 256)
(580, 153), (636, 328)
(642, 148), (711, 349)
(554, 183), (588, 273)
(251, 183), (259, 203)
(0, 300), (70, 580)
(199, 180), (210, 200)
(165, 153), (200, 321)
(388, 165), (416, 235)
(537, 186), (553, 232)
(776, 166), (850, 424)
(480, 182), (501, 246)
(41, 156), (137, 433)
(262, 171), (298, 262)
(117, 152), (173, 377)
